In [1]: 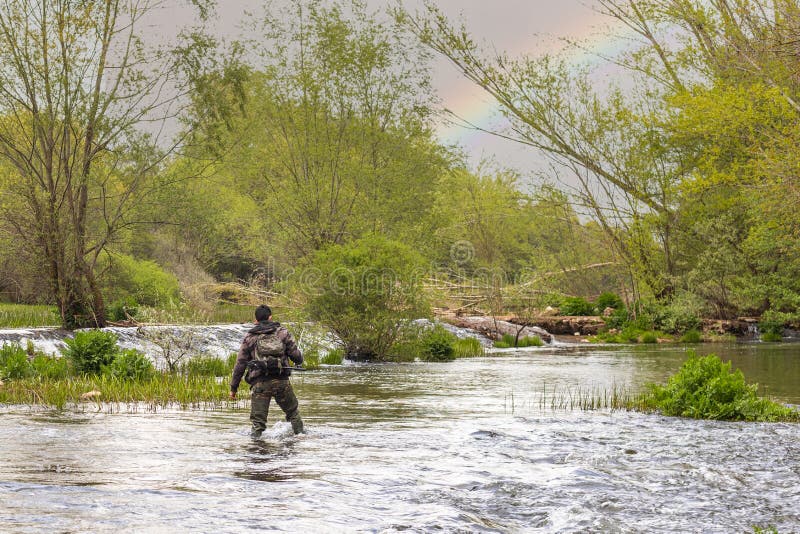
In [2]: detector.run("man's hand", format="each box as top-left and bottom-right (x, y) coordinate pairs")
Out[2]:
(228, 391), (236, 400)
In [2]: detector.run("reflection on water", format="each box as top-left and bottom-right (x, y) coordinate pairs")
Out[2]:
(1, 344), (798, 532)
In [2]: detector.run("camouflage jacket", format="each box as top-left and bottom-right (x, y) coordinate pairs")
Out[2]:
(230, 321), (302, 392)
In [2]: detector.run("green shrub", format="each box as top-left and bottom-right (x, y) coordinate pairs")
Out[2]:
(31, 355), (70, 380)
(644, 352), (799, 421)
(0, 343), (32, 379)
(679, 329), (702, 343)
(63, 330), (120, 375)
(453, 337), (484, 358)
(420, 325), (456, 361)
(106, 349), (155, 381)
(103, 253), (181, 308)
(321, 348), (345, 365)
(641, 331), (658, 344)
(107, 297), (139, 322)
(560, 297), (595, 316)
(183, 355), (229, 377)
(302, 347), (321, 369)
(595, 292), (624, 312)
(651, 293), (705, 334)
(300, 235), (430, 360)
(761, 332), (782, 342)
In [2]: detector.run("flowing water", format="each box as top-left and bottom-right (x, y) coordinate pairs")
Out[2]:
(1, 339), (799, 533)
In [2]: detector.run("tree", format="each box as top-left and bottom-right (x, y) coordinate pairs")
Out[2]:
(0, 0), (211, 327)
(299, 235), (429, 360)
(192, 0), (448, 266)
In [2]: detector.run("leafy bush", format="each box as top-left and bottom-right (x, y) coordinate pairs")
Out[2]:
(645, 352), (799, 421)
(103, 253), (181, 308)
(183, 355), (229, 377)
(63, 330), (120, 375)
(107, 297), (139, 322)
(759, 311), (785, 340)
(321, 348), (345, 365)
(761, 332), (782, 342)
(595, 292), (624, 312)
(31, 355), (70, 380)
(300, 235), (430, 360)
(419, 325), (456, 361)
(106, 349), (155, 381)
(560, 297), (595, 316)
(679, 329), (702, 343)
(652, 292), (705, 334)
(0, 343), (32, 379)
(641, 331), (658, 344)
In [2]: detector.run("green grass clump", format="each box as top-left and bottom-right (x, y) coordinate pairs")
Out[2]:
(642, 352), (799, 422)
(640, 331), (658, 344)
(679, 329), (702, 343)
(0, 303), (60, 328)
(321, 348), (345, 365)
(493, 333), (543, 348)
(761, 332), (782, 342)
(182, 355), (229, 377)
(419, 325), (456, 361)
(453, 337), (484, 358)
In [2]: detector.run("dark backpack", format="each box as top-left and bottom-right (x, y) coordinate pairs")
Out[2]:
(244, 332), (285, 384)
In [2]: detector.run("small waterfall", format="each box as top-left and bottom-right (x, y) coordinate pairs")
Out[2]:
(0, 323), (338, 366)
(747, 323), (760, 339)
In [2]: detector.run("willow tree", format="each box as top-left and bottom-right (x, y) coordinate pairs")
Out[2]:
(0, 0), (211, 327)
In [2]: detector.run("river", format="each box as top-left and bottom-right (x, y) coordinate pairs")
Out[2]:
(1, 342), (798, 532)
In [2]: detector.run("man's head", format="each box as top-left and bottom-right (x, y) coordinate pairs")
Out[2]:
(255, 304), (272, 323)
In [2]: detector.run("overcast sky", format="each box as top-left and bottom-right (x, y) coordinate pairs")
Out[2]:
(148, 0), (619, 181)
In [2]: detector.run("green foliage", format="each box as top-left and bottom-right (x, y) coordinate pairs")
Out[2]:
(0, 343), (32, 379)
(761, 332), (782, 342)
(0, 303), (60, 328)
(679, 330), (702, 343)
(560, 297), (595, 316)
(182, 355), (229, 377)
(106, 350), (155, 381)
(644, 352), (799, 421)
(107, 297), (139, 322)
(321, 348), (345, 365)
(651, 293), (705, 334)
(31, 355), (70, 380)
(103, 253), (181, 308)
(595, 292), (624, 312)
(641, 331), (658, 344)
(300, 235), (430, 360)
(63, 330), (120, 375)
(419, 326), (456, 362)
(226, 353), (238, 370)
(452, 337), (484, 358)
(493, 333), (543, 348)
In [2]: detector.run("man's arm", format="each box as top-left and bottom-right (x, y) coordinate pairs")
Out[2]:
(279, 328), (303, 365)
(229, 336), (253, 397)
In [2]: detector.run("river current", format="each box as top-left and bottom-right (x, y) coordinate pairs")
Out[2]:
(1, 342), (798, 532)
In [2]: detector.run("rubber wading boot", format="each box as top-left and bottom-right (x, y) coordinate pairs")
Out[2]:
(291, 416), (305, 435)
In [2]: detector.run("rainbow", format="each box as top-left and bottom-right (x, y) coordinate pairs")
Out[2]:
(435, 17), (634, 145)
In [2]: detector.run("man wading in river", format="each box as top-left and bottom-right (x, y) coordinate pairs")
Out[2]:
(229, 305), (305, 437)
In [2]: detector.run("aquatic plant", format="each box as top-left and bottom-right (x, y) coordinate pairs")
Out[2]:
(493, 333), (543, 348)
(106, 349), (156, 381)
(640, 331), (658, 344)
(182, 355), (229, 377)
(31, 354), (71, 380)
(452, 337), (484, 358)
(761, 332), (782, 342)
(0, 343), (32, 379)
(420, 325), (456, 361)
(63, 330), (120, 375)
(321, 348), (345, 365)
(679, 330), (702, 343)
(643, 352), (798, 422)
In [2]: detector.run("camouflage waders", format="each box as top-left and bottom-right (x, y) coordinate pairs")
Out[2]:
(250, 378), (304, 436)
